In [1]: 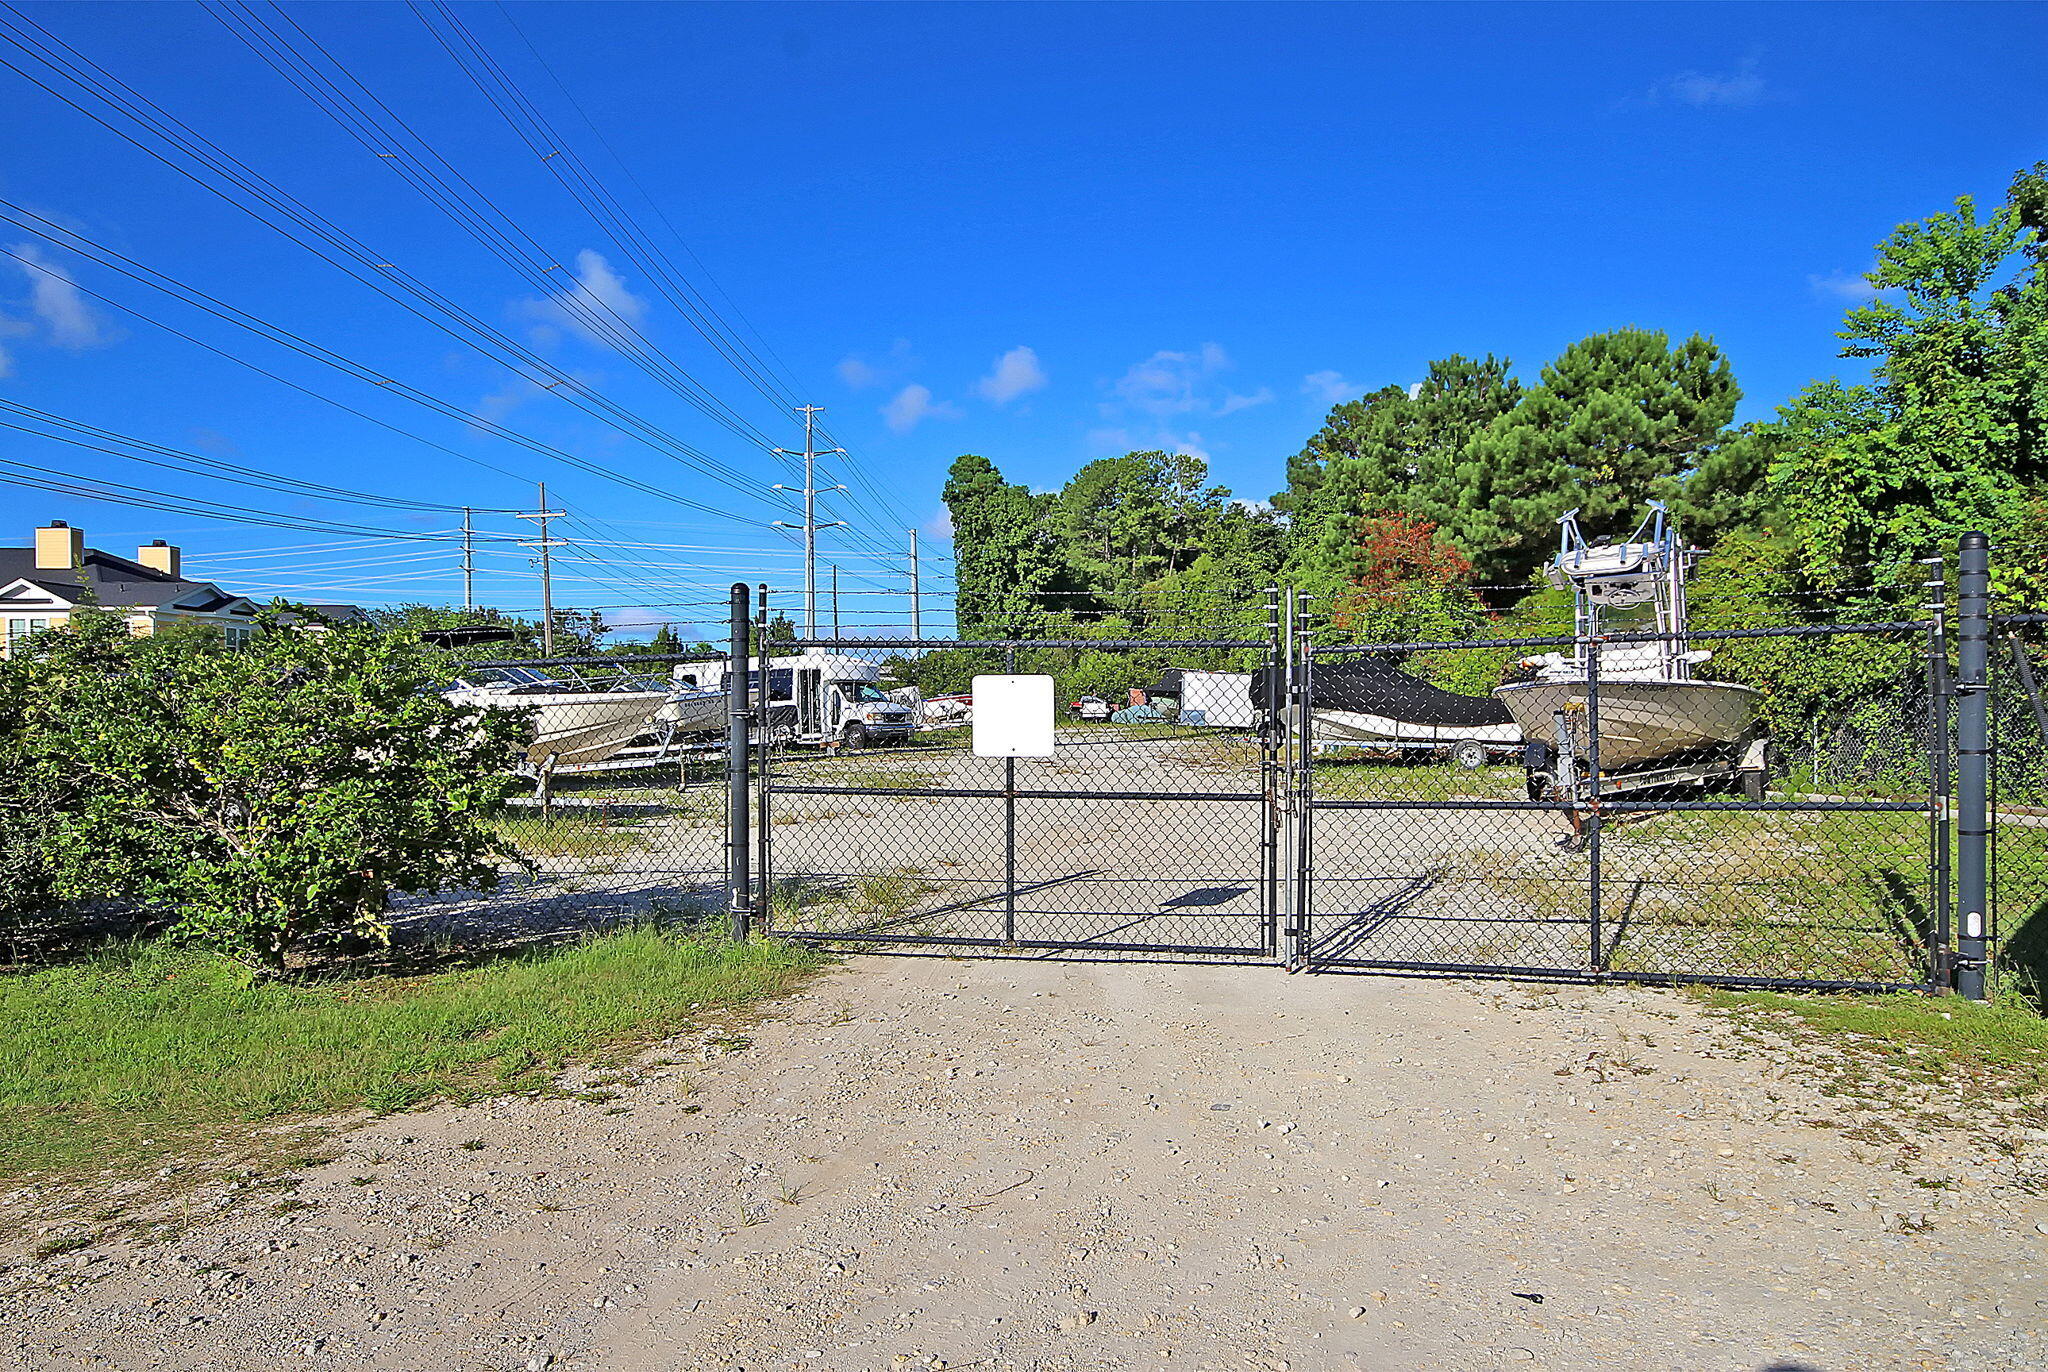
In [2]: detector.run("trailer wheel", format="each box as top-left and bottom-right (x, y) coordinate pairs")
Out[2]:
(1525, 770), (1552, 802)
(1452, 739), (1489, 770)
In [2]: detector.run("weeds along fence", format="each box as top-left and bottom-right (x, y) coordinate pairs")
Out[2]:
(394, 546), (2047, 998)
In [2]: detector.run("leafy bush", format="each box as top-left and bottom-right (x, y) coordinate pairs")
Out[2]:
(4, 610), (526, 973)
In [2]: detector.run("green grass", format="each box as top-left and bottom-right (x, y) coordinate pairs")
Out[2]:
(1702, 987), (2048, 1081)
(487, 807), (654, 859)
(0, 929), (818, 1190)
(1310, 757), (1525, 802)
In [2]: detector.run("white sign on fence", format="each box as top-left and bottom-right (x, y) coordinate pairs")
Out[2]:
(971, 674), (1056, 758)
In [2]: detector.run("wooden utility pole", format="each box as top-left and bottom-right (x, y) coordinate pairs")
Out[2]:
(516, 482), (567, 655)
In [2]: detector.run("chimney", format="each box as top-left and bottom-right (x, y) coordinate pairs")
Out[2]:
(35, 521), (83, 571)
(137, 539), (181, 579)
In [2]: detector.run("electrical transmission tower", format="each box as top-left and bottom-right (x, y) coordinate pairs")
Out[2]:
(771, 405), (846, 638)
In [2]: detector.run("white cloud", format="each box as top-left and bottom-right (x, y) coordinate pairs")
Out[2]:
(1644, 58), (1766, 109)
(837, 338), (915, 390)
(1809, 269), (1892, 303)
(1109, 343), (1269, 420)
(923, 507), (954, 540)
(882, 383), (958, 433)
(1406, 381), (1424, 400)
(976, 345), (1048, 404)
(518, 249), (649, 345)
(6, 244), (116, 360)
(1301, 370), (1355, 405)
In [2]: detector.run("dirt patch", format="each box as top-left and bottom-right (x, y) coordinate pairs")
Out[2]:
(7, 958), (2047, 1370)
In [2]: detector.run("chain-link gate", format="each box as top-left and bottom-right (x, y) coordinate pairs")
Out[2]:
(753, 626), (1285, 959)
(1294, 616), (1944, 991)
(710, 539), (2034, 995)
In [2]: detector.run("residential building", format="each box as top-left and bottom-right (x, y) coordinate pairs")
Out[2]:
(0, 520), (352, 656)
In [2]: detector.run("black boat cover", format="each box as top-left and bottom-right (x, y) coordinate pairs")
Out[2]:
(1248, 654), (1511, 728)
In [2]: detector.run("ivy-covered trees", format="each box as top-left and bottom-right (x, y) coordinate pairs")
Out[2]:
(942, 453), (1068, 638)
(2, 610), (522, 973)
(1769, 164), (2048, 582)
(942, 448), (1280, 638)
(1280, 355), (1519, 594)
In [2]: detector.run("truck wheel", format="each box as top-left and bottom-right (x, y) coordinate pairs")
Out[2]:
(841, 722), (868, 752)
(1452, 740), (1488, 770)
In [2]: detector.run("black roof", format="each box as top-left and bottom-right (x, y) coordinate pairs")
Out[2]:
(0, 546), (255, 613)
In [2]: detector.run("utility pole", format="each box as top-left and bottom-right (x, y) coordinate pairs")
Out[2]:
(908, 528), (921, 640)
(516, 481), (567, 656)
(460, 506), (474, 611)
(771, 405), (847, 637)
(830, 564), (840, 639)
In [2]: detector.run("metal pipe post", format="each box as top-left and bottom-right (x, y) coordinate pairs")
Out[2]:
(727, 582), (753, 941)
(1261, 587), (1281, 957)
(1923, 562), (1953, 986)
(755, 584), (772, 923)
(1003, 643), (1018, 946)
(1585, 636), (1604, 974)
(1956, 532), (1992, 999)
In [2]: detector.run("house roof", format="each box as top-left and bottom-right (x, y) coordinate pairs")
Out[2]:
(0, 547), (257, 614)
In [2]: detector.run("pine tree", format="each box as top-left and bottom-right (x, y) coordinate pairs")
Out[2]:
(1452, 330), (1739, 583)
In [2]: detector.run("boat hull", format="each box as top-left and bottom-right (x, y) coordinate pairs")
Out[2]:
(449, 689), (667, 767)
(654, 688), (727, 737)
(1494, 678), (1762, 770)
(1296, 704), (1520, 747)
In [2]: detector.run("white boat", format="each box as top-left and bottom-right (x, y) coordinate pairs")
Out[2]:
(653, 666), (728, 737)
(444, 667), (668, 768)
(1494, 504), (1763, 780)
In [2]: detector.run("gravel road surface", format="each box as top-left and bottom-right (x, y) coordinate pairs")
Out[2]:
(8, 957), (2047, 1371)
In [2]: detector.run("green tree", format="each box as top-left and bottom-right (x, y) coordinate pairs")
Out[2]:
(942, 454), (1068, 638)
(1452, 330), (1740, 583)
(1279, 355), (1520, 591)
(1768, 164), (2048, 582)
(9, 610), (523, 974)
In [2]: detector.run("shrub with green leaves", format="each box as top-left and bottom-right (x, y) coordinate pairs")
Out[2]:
(5, 609), (526, 973)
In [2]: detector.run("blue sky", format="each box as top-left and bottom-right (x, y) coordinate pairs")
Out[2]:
(2, 1), (2043, 639)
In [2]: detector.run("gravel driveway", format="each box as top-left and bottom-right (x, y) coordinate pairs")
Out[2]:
(8, 956), (2046, 1371)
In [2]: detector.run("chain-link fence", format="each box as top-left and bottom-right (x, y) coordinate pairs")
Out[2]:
(423, 565), (2046, 997)
(1300, 620), (1940, 989)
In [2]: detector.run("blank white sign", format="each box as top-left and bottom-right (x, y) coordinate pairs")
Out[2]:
(971, 674), (1056, 757)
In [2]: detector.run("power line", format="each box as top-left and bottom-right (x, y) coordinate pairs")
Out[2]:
(0, 8), (800, 522)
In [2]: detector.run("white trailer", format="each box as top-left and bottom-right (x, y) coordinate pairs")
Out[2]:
(1173, 670), (1257, 728)
(682, 651), (915, 748)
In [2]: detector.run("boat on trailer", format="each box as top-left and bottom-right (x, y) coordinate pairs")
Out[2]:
(444, 666), (676, 769)
(1494, 503), (1766, 800)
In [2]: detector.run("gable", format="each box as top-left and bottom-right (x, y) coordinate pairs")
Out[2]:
(0, 578), (75, 612)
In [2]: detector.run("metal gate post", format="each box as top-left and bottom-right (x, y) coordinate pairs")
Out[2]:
(1956, 532), (1992, 999)
(727, 582), (753, 941)
(1003, 642), (1018, 946)
(1261, 588), (1282, 957)
(1585, 635), (1604, 974)
(754, 584), (772, 925)
(1290, 592), (1316, 971)
(1923, 560), (1953, 988)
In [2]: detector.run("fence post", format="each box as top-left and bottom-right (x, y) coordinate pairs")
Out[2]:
(1922, 559), (1953, 989)
(1955, 533), (1991, 999)
(727, 582), (753, 942)
(1584, 635), (1605, 974)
